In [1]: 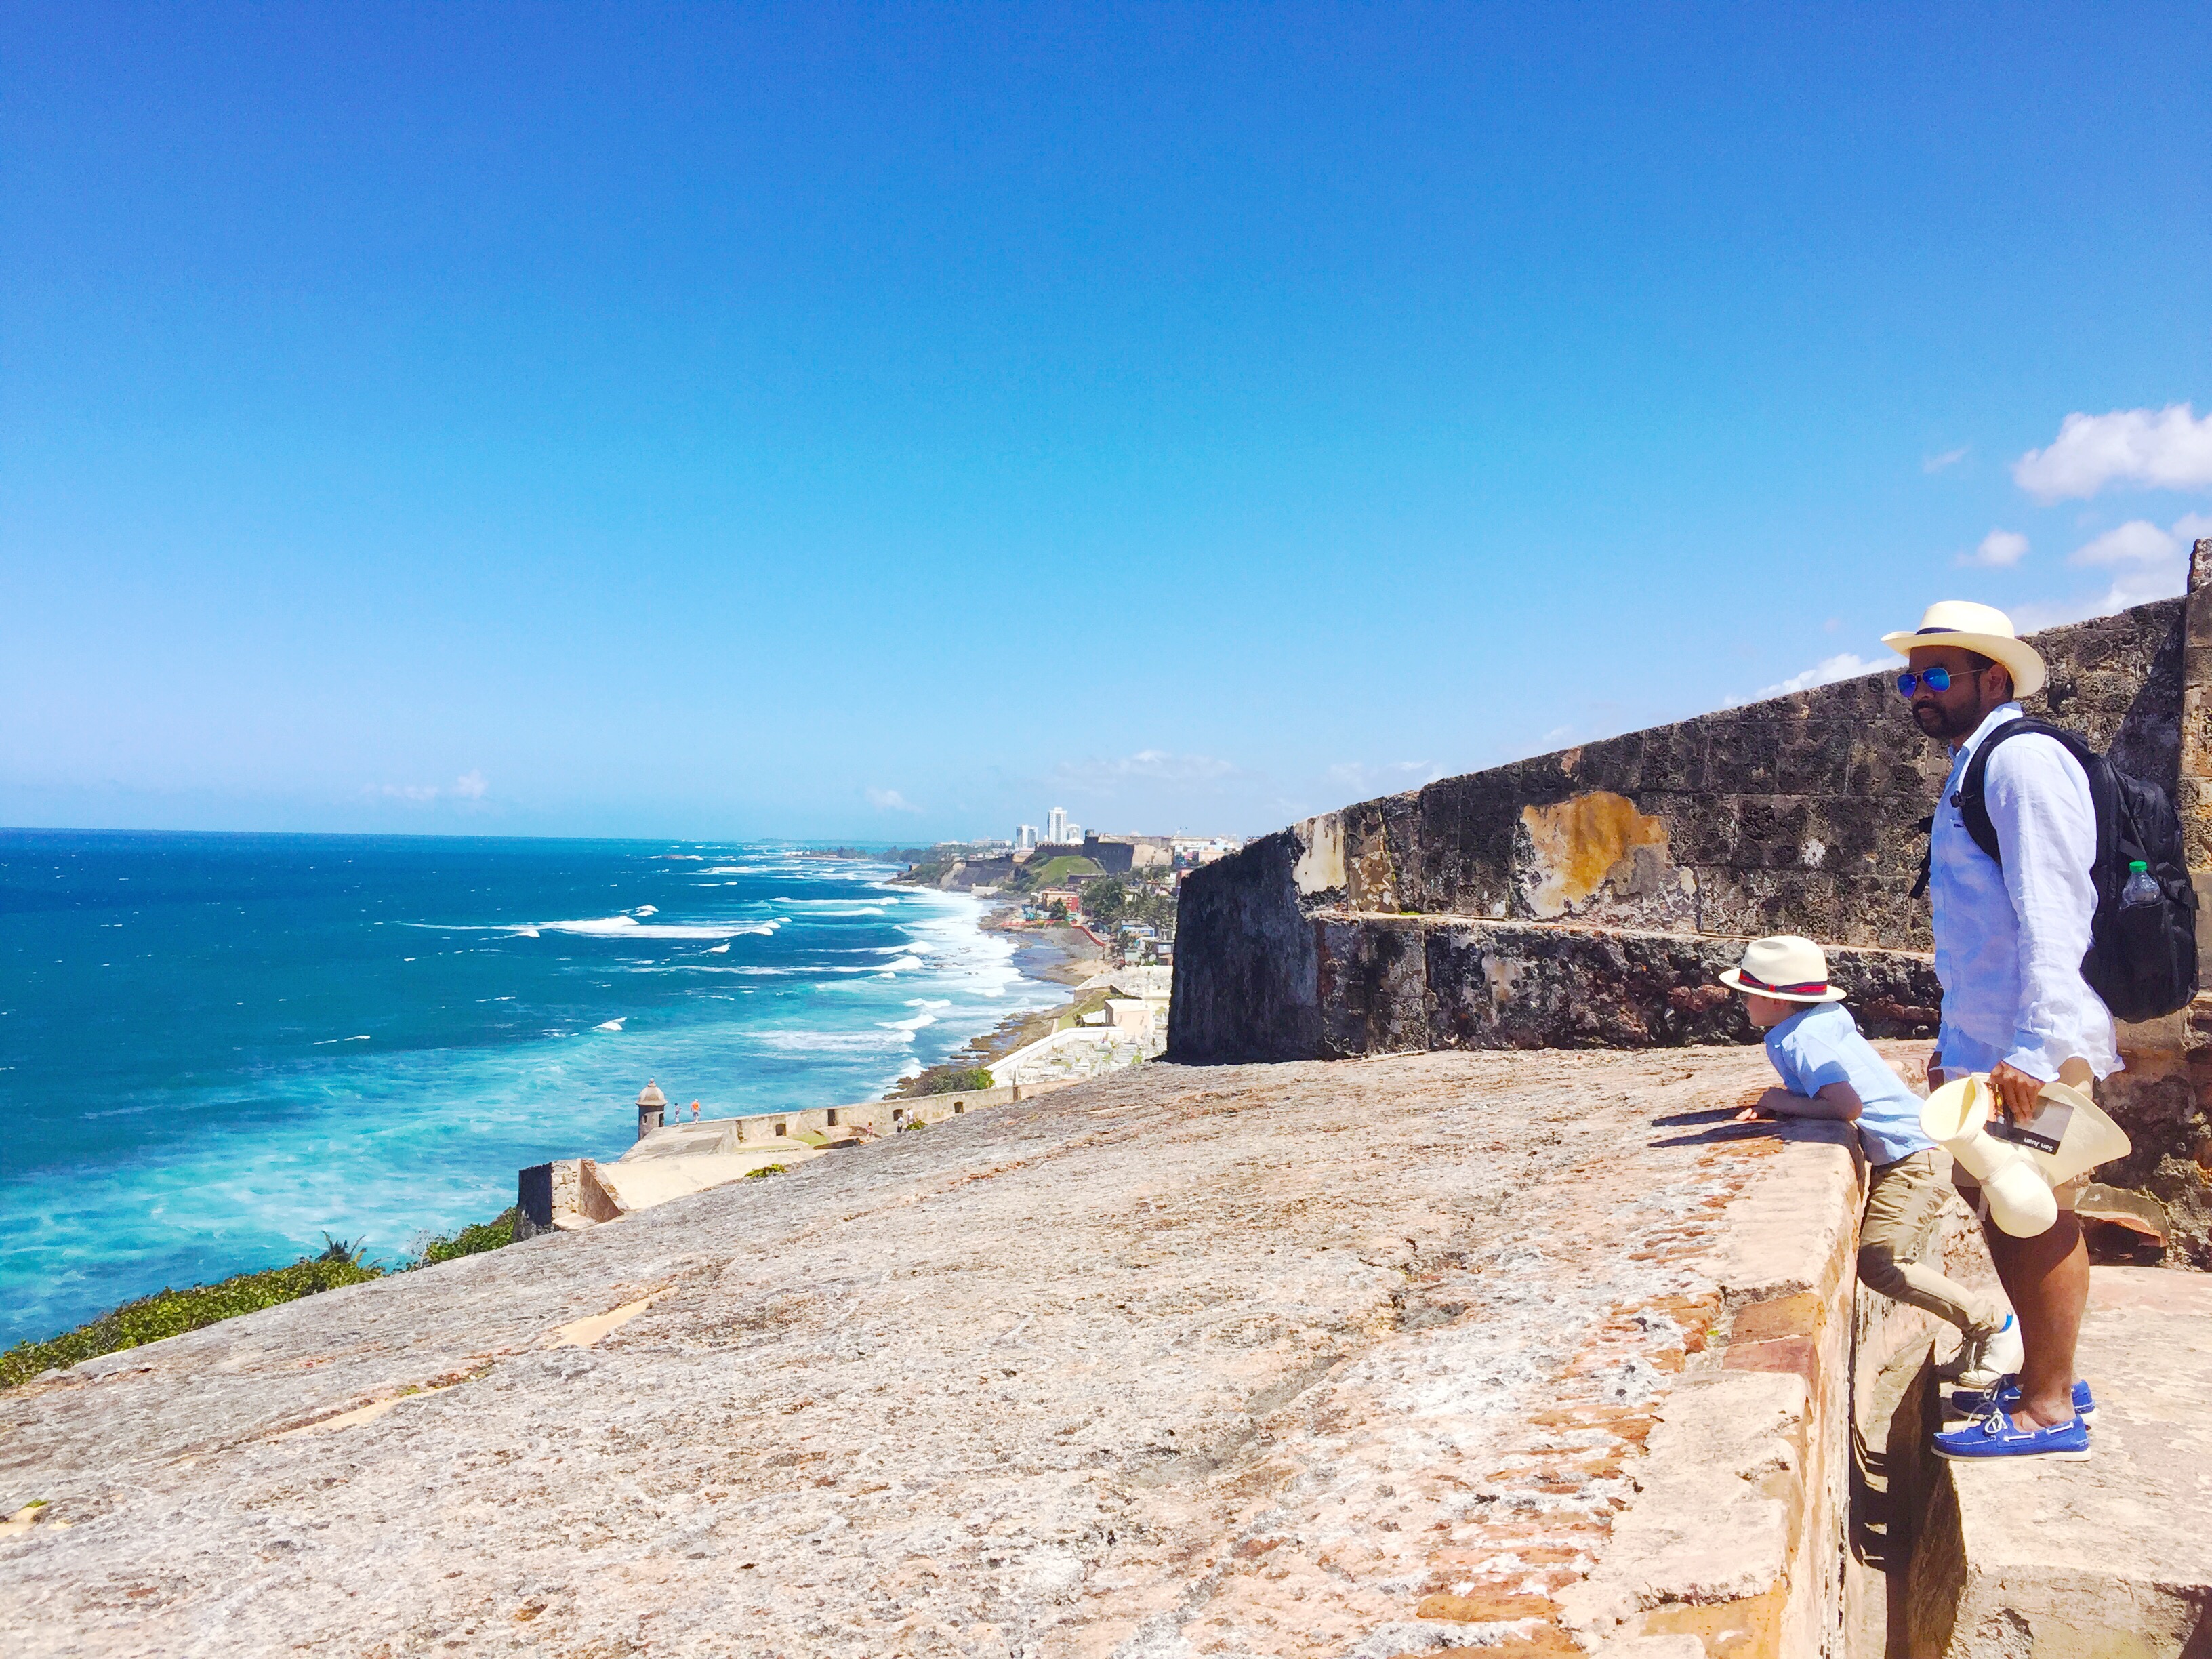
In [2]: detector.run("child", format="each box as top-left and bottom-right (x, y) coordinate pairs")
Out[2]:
(1721, 935), (2021, 1387)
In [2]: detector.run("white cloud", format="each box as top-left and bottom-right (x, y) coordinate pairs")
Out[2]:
(1923, 445), (1969, 474)
(1728, 653), (1883, 708)
(1052, 750), (1244, 793)
(2070, 519), (2179, 568)
(451, 769), (487, 800)
(2013, 404), (2212, 502)
(2009, 512), (2211, 631)
(865, 787), (922, 813)
(1761, 652), (1881, 697)
(1325, 759), (1443, 793)
(2009, 584), (2163, 633)
(1959, 529), (2028, 569)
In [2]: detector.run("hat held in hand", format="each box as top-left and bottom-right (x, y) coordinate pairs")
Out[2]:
(1718, 935), (1849, 1004)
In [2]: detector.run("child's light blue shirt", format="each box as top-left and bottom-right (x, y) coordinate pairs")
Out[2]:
(1763, 1001), (1933, 1166)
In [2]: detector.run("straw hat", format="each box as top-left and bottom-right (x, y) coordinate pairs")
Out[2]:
(1881, 600), (2046, 699)
(1717, 935), (1849, 1003)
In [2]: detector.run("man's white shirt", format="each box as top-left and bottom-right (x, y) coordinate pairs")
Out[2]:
(1929, 701), (2119, 1082)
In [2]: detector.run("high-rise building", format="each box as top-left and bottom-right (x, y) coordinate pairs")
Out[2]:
(1016, 824), (1038, 851)
(1046, 806), (1069, 844)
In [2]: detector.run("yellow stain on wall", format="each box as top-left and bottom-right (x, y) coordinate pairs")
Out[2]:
(1519, 792), (1670, 918)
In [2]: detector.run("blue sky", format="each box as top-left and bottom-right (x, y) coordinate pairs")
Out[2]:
(4, 3), (2209, 842)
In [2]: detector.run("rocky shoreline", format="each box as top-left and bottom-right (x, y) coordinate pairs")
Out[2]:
(885, 909), (1113, 1099)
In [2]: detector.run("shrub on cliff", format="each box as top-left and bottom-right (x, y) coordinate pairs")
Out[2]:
(923, 1067), (995, 1094)
(415, 1208), (517, 1265)
(0, 1254), (385, 1389)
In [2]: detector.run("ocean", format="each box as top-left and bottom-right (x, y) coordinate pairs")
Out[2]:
(0, 830), (1067, 1349)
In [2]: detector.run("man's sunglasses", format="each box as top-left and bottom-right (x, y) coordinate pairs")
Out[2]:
(1895, 665), (1982, 699)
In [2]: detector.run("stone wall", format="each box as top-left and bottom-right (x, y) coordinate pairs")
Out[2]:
(2100, 541), (2212, 1262)
(514, 1157), (623, 1240)
(512, 1081), (1084, 1234)
(1171, 574), (2212, 1258)
(1310, 914), (1942, 1055)
(1174, 595), (2180, 1063)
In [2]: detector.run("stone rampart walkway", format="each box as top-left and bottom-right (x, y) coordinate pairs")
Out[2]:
(3, 1048), (1879, 1658)
(1902, 1265), (2212, 1657)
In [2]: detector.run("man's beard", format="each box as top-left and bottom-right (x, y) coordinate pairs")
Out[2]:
(1914, 700), (1976, 741)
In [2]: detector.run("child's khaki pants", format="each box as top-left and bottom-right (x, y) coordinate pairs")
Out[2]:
(1858, 1149), (2005, 1334)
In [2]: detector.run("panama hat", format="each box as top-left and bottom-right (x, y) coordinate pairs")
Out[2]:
(1717, 935), (1850, 1003)
(1881, 600), (2046, 699)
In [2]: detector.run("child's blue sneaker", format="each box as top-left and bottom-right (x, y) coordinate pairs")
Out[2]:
(1932, 1408), (2092, 1462)
(1948, 1376), (2096, 1423)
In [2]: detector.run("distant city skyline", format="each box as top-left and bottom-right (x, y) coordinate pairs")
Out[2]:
(4, 3), (2207, 842)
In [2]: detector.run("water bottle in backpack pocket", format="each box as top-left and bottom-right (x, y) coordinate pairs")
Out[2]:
(2122, 861), (2160, 907)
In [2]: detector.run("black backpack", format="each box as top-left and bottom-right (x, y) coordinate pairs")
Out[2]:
(1914, 718), (2198, 1023)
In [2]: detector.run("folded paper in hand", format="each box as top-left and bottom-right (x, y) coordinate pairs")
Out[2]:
(1992, 1080), (2130, 1186)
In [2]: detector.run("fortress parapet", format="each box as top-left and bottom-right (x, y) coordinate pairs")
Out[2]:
(514, 1076), (1075, 1237)
(1174, 561), (2212, 1265)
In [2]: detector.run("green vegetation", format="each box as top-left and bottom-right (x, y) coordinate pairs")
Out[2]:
(1, 1253), (385, 1389)
(922, 1066), (995, 1094)
(416, 1208), (517, 1265)
(744, 1163), (787, 1179)
(1018, 854), (1103, 890)
(1080, 874), (1176, 933)
(1082, 877), (1128, 926)
(1, 1206), (529, 1389)
(890, 1056), (1000, 1098)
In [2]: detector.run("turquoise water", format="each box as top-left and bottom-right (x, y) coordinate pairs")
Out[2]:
(0, 830), (1063, 1347)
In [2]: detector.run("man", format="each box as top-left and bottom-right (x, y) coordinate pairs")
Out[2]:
(1884, 600), (2110, 1460)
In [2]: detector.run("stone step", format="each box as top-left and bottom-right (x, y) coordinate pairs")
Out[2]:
(1904, 1265), (2212, 1656)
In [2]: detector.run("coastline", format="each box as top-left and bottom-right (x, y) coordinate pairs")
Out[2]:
(885, 905), (1113, 1098)
(4, 868), (1118, 1376)
(996, 913), (1107, 987)
(1, 838), (1047, 1350)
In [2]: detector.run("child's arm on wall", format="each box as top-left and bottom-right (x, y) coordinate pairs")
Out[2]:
(1734, 1082), (1862, 1123)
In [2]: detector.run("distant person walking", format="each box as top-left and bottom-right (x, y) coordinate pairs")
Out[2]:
(1889, 601), (2110, 1461)
(690, 1100), (701, 1123)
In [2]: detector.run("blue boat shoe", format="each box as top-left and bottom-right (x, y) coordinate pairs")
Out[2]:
(1932, 1407), (2092, 1462)
(1948, 1375), (2096, 1423)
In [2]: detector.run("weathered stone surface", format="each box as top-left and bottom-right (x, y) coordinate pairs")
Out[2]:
(1903, 1265), (2212, 1657)
(1171, 827), (1324, 1063)
(1189, 911), (1941, 1063)
(1178, 600), (2180, 1059)
(2114, 538), (2212, 1267)
(1172, 595), (2197, 1251)
(0, 1046), (1885, 1659)
(1419, 919), (1940, 1054)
